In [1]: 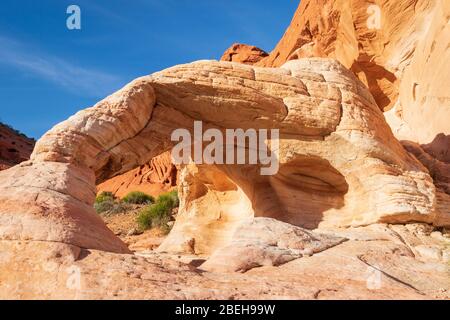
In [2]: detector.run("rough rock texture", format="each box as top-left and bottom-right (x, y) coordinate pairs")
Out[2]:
(1, 1), (449, 300)
(0, 123), (34, 170)
(0, 161), (130, 254)
(102, 42), (267, 202)
(1, 223), (448, 299)
(401, 139), (450, 224)
(102, 43), (266, 202)
(221, 43), (269, 65)
(200, 218), (346, 273)
(255, 0), (450, 145)
(96, 151), (177, 198)
(402, 139), (449, 195)
(0, 59), (447, 258)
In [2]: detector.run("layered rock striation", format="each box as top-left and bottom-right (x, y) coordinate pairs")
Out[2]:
(225, 0), (450, 146)
(96, 151), (177, 198)
(0, 59), (447, 257)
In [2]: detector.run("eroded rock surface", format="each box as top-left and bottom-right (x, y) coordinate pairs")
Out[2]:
(97, 151), (177, 198)
(0, 0), (448, 300)
(254, 0), (449, 145)
(0, 57), (448, 299)
(200, 218), (346, 273)
(221, 43), (269, 65)
(0, 59), (447, 258)
(1, 223), (448, 299)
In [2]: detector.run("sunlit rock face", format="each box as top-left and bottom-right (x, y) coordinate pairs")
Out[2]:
(221, 43), (269, 65)
(96, 151), (178, 199)
(254, 0), (450, 146)
(1, 0), (449, 300)
(0, 59), (446, 257)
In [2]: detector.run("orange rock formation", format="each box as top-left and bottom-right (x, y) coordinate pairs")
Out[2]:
(224, 0), (449, 146)
(97, 151), (177, 198)
(221, 43), (269, 65)
(0, 0), (449, 300)
(0, 123), (34, 170)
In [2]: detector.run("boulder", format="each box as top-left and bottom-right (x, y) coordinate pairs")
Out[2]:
(200, 218), (346, 273)
(221, 43), (269, 65)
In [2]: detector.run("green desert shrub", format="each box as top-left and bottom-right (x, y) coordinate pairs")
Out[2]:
(136, 202), (170, 231)
(122, 191), (155, 205)
(112, 202), (131, 214)
(95, 191), (115, 204)
(136, 190), (179, 232)
(94, 191), (130, 215)
(95, 200), (130, 215)
(156, 190), (179, 208)
(94, 198), (115, 214)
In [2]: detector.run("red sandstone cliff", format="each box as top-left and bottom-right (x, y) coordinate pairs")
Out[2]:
(0, 123), (34, 170)
(222, 0), (450, 145)
(97, 151), (177, 198)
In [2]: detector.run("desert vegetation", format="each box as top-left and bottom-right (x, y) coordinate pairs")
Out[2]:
(94, 191), (131, 214)
(136, 190), (179, 233)
(94, 190), (178, 235)
(122, 191), (155, 205)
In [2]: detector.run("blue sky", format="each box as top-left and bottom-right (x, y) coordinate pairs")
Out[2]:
(0, 0), (298, 139)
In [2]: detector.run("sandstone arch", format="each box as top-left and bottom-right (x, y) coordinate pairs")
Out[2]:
(0, 58), (447, 255)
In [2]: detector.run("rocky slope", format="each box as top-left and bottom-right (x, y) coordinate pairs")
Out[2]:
(0, 123), (34, 170)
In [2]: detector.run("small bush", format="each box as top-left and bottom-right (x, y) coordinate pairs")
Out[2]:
(136, 210), (152, 231)
(113, 202), (131, 214)
(95, 191), (114, 204)
(136, 202), (169, 230)
(94, 198), (115, 214)
(168, 189), (179, 206)
(156, 190), (179, 208)
(94, 192), (131, 215)
(136, 190), (179, 232)
(95, 200), (130, 215)
(122, 191), (155, 205)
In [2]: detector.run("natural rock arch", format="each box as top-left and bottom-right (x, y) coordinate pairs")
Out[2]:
(0, 59), (446, 255)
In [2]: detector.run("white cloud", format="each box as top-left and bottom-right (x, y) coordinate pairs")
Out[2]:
(0, 35), (123, 98)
